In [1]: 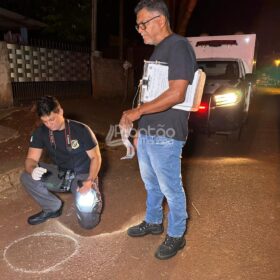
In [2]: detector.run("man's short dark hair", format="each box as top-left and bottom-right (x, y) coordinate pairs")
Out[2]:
(36, 96), (61, 117)
(135, 0), (170, 21)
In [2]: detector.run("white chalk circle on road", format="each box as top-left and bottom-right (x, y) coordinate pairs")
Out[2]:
(3, 232), (79, 274)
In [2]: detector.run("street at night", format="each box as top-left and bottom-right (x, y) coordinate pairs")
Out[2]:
(0, 0), (280, 279)
(0, 89), (279, 279)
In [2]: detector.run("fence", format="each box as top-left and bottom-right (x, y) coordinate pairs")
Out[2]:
(2, 41), (91, 106)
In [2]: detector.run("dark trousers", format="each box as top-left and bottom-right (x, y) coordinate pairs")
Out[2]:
(20, 163), (102, 229)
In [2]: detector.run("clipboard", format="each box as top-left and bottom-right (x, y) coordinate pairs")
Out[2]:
(140, 60), (206, 112)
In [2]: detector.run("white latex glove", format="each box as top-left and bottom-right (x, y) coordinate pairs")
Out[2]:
(31, 167), (47, 181)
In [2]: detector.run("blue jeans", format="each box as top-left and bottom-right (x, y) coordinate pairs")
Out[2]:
(137, 134), (187, 237)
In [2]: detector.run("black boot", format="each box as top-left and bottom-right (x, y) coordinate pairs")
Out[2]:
(155, 234), (186, 260)
(127, 221), (163, 237)
(28, 205), (63, 225)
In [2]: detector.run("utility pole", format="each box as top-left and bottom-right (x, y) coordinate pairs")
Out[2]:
(91, 0), (97, 96)
(119, 0), (124, 61)
(91, 0), (97, 53)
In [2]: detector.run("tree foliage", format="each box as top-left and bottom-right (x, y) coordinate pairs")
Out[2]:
(166, 0), (198, 35)
(39, 0), (91, 43)
(1, 0), (91, 43)
(0, 0), (197, 45)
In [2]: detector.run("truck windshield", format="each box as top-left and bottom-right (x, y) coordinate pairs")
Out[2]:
(198, 61), (239, 80)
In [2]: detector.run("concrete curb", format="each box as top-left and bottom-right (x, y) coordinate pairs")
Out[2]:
(0, 125), (19, 144)
(0, 108), (22, 144)
(0, 167), (22, 194)
(0, 108), (21, 121)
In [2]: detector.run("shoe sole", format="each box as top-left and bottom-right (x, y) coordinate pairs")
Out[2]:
(154, 239), (186, 260)
(127, 228), (164, 237)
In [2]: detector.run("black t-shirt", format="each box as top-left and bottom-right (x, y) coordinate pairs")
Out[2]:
(29, 120), (97, 174)
(138, 33), (197, 141)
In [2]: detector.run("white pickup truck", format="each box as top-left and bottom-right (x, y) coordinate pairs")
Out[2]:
(188, 34), (256, 138)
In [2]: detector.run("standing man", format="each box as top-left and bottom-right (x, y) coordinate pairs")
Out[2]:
(20, 96), (102, 229)
(120, 0), (197, 259)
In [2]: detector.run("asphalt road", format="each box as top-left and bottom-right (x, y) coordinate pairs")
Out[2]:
(0, 91), (279, 280)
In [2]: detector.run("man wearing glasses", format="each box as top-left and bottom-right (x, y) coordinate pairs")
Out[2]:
(120, 0), (197, 260)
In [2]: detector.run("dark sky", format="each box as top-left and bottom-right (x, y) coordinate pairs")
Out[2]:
(187, 0), (262, 35)
(185, 0), (280, 56)
(1, 0), (279, 57)
(124, 0), (280, 56)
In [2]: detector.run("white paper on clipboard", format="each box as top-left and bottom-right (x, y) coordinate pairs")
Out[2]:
(141, 62), (169, 102)
(140, 61), (206, 111)
(173, 69), (206, 112)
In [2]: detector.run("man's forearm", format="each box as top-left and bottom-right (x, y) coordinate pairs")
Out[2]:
(25, 158), (38, 174)
(140, 79), (189, 114)
(139, 90), (182, 115)
(120, 80), (189, 126)
(87, 156), (101, 182)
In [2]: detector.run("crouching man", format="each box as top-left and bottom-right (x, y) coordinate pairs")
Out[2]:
(20, 96), (102, 229)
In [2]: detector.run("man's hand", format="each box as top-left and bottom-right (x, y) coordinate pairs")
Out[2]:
(123, 107), (142, 122)
(31, 167), (47, 181)
(120, 107), (142, 129)
(77, 180), (93, 194)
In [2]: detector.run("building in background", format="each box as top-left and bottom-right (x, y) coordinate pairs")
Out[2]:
(0, 7), (46, 44)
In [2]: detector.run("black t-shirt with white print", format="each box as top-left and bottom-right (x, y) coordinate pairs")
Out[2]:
(30, 120), (96, 174)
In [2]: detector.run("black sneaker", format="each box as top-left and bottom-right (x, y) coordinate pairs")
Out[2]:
(127, 221), (163, 237)
(155, 234), (186, 260)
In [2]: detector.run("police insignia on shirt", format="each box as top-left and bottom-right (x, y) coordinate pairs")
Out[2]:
(71, 140), (79, 149)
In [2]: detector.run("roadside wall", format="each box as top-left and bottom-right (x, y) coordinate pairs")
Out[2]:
(0, 41), (91, 107)
(92, 57), (134, 99)
(7, 43), (90, 82)
(0, 41), (134, 107)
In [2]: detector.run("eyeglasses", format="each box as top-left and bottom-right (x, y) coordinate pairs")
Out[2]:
(135, 15), (161, 31)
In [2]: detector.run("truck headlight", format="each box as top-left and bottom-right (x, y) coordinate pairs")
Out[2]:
(214, 90), (241, 107)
